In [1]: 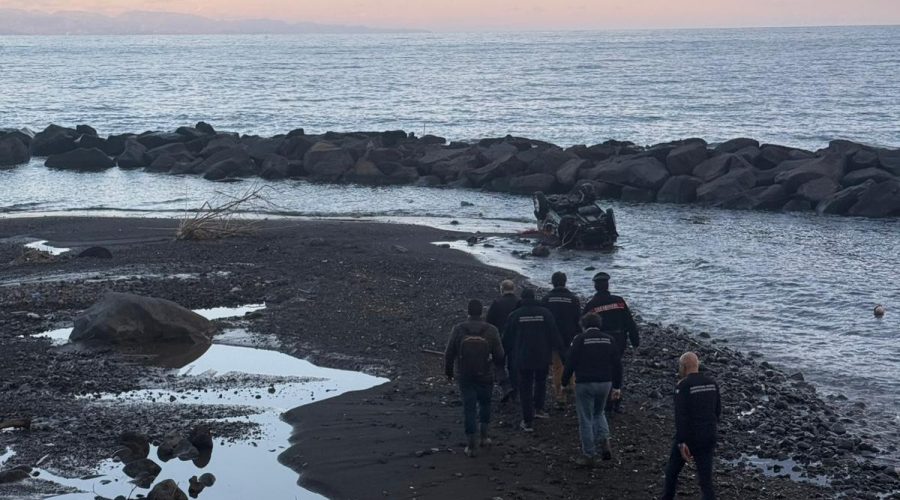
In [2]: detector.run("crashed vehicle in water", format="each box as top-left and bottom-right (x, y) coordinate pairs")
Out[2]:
(533, 184), (618, 249)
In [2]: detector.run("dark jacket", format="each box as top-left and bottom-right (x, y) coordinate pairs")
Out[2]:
(504, 299), (564, 371)
(674, 372), (721, 450)
(444, 318), (505, 384)
(582, 291), (640, 352)
(541, 286), (582, 348)
(486, 293), (519, 332)
(561, 328), (622, 388)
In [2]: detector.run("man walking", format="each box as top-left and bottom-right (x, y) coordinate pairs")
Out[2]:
(542, 271), (581, 406)
(486, 280), (520, 401)
(504, 288), (564, 432)
(561, 314), (622, 466)
(582, 271), (639, 413)
(661, 352), (721, 500)
(445, 299), (505, 457)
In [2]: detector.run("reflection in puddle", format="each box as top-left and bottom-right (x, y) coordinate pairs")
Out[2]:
(24, 240), (71, 256)
(30, 307), (388, 499)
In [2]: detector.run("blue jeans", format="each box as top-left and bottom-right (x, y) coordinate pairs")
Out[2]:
(458, 380), (492, 435)
(662, 440), (716, 500)
(575, 381), (612, 456)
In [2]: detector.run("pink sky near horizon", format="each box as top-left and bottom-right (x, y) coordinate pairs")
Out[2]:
(4, 0), (900, 30)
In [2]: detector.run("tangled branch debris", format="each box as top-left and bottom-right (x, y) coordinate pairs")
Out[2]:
(176, 185), (275, 241)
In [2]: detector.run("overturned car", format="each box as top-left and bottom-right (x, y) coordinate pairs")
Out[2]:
(533, 185), (618, 249)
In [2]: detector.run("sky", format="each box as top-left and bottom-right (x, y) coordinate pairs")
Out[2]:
(3, 0), (900, 30)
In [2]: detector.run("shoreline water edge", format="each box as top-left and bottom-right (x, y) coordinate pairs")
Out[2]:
(2, 124), (900, 219)
(0, 217), (897, 499)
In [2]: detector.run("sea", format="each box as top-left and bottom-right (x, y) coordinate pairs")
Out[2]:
(0, 26), (898, 459)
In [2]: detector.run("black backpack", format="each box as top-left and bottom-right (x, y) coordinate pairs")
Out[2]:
(458, 326), (491, 378)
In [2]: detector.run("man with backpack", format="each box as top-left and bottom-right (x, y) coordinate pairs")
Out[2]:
(445, 299), (506, 457)
(542, 271), (581, 407)
(504, 288), (564, 432)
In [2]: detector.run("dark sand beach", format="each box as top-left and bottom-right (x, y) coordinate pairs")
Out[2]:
(1, 217), (896, 499)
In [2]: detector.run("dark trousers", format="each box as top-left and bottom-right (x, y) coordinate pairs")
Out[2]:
(662, 440), (716, 500)
(518, 368), (548, 425)
(459, 380), (492, 435)
(500, 354), (518, 396)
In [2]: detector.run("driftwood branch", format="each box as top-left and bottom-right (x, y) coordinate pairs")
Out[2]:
(176, 184), (277, 241)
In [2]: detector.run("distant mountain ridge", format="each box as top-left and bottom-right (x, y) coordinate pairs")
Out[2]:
(0, 9), (425, 35)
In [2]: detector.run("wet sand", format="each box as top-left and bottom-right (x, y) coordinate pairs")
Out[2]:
(0, 217), (895, 499)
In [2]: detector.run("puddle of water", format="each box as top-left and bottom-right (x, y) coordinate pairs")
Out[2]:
(0, 446), (14, 467)
(29, 308), (387, 500)
(0, 270), (231, 288)
(24, 240), (71, 256)
(194, 304), (266, 321)
(730, 455), (830, 487)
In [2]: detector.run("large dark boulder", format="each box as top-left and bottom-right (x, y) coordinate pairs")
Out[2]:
(756, 144), (814, 170)
(104, 134), (132, 157)
(0, 135), (30, 166)
(588, 157), (669, 191)
(480, 142), (520, 162)
(556, 159), (589, 190)
(723, 184), (790, 211)
(45, 148), (115, 171)
(31, 124), (79, 156)
(74, 134), (108, 154)
(75, 124), (98, 137)
(116, 140), (151, 169)
(841, 167), (896, 187)
(666, 143), (708, 176)
(202, 148), (254, 180)
(200, 136), (241, 159)
(430, 150), (486, 181)
(196, 121), (216, 135)
(136, 131), (185, 150)
(70, 292), (214, 345)
(508, 173), (557, 194)
(774, 154), (846, 191)
(243, 135), (285, 162)
(696, 168), (756, 204)
(848, 179), (900, 217)
(714, 138), (759, 155)
(344, 158), (387, 185)
(796, 177), (841, 203)
(848, 149), (880, 171)
(146, 143), (193, 163)
(816, 180), (875, 215)
(692, 154), (753, 182)
(303, 142), (355, 182)
(260, 154), (290, 180)
(417, 146), (471, 167)
(526, 147), (573, 175)
(656, 175), (702, 204)
(878, 149), (900, 176)
(0, 128), (35, 147)
(467, 153), (526, 186)
(175, 126), (208, 141)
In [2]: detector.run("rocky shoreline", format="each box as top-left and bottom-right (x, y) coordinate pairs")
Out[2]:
(0, 217), (898, 499)
(2, 124), (900, 218)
